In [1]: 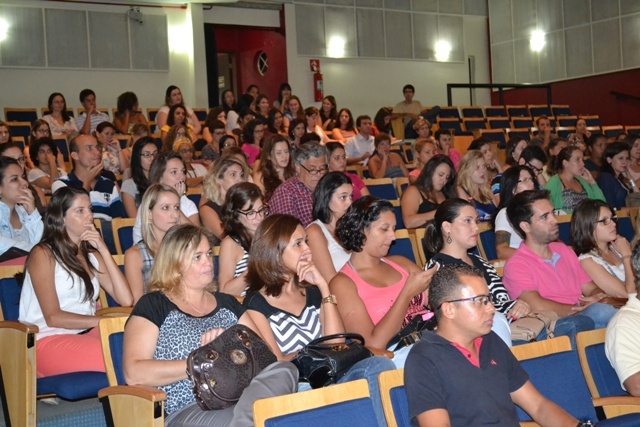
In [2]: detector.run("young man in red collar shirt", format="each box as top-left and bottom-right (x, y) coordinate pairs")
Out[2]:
(405, 263), (581, 427)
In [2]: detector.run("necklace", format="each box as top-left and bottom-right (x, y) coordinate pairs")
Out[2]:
(184, 294), (209, 315)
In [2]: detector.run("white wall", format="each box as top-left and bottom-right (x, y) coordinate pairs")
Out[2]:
(0, 1), (207, 115)
(284, 4), (492, 118)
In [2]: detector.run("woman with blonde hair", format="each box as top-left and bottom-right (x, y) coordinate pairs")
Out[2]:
(200, 155), (247, 241)
(123, 224), (296, 426)
(173, 136), (207, 188)
(456, 149), (496, 221)
(125, 184), (181, 303)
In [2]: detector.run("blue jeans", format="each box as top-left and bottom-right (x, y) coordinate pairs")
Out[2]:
(579, 302), (617, 329)
(298, 355), (395, 427)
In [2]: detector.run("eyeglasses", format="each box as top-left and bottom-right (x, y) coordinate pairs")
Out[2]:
(179, 148), (194, 154)
(518, 177), (533, 184)
(237, 205), (269, 220)
(36, 128), (50, 135)
(223, 142), (237, 148)
(299, 164), (328, 176)
(596, 216), (618, 225)
(141, 151), (158, 159)
(525, 162), (543, 174)
(83, 145), (103, 152)
(438, 294), (492, 310)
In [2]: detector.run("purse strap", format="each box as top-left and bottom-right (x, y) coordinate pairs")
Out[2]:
(308, 333), (365, 346)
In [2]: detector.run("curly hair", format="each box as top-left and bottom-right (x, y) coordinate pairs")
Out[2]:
(203, 155), (247, 205)
(335, 196), (394, 252)
(245, 214), (301, 297)
(242, 119), (263, 146)
(29, 137), (59, 167)
(221, 182), (264, 252)
(147, 224), (215, 296)
(116, 91), (138, 116)
(260, 135), (295, 201)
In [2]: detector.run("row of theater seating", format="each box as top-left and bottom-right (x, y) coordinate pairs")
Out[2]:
(3, 107), (208, 126)
(3, 309), (638, 427)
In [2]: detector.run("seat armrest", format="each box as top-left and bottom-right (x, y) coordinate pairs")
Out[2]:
(97, 307), (133, 317)
(594, 396), (640, 418)
(98, 385), (166, 402)
(99, 385), (166, 427)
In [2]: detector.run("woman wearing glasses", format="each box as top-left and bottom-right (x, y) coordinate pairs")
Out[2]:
(423, 198), (521, 345)
(121, 137), (158, 218)
(493, 166), (537, 260)
(571, 199), (635, 298)
(125, 184), (180, 303)
(545, 146), (605, 213)
(596, 142), (640, 210)
(218, 182), (268, 296)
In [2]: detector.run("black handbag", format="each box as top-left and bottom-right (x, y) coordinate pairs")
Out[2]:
(386, 313), (437, 351)
(292, 333), (373, 389)
(186, 324), (276, 410)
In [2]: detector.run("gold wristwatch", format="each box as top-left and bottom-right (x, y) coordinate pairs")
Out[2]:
(322, 295), (337, 305)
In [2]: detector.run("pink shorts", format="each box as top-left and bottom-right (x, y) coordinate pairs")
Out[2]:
(36, 328), (106, 378)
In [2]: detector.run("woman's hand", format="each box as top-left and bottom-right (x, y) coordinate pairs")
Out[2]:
(507, 299), (530, 321)
(175, 180), (186, 196)
(404, 266), (436, 299)
(16, 187), (36, 214)
(201, 328), (224, 346)
(80, 225), (107, 253)
(297, 249), (326, 288)
(612, 235), (632, 258)
(578, 167), (595, 184)
(45, 151), (57, 167)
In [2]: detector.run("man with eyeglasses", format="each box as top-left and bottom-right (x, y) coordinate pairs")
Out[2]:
(270, 142), (327, 227)
(503, 190), (615, 345)
(200, 119), (226, 162)
(52, 134), (123, 253)
(405, 263), (582, 427)
(491, 145), (548, 197)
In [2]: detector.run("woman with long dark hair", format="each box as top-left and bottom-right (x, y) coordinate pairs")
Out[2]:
(320, 95), (338, 131)
(493, 166), (536, 259)
(113, 91), (148, 135)
(19, 186), (132, 377)
(596, 141), (639, 209)
(218, 182), (269, 296)
(121, 137), (158, 218)
(42, 92), (78, 140)
(240, 119), (264, 166)
(253, 135), (295, 202)
(401, 155), (456, 228)
(330, 108), (357, 143)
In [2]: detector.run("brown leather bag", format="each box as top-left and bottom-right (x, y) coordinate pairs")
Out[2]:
(186, 324), (276, 410)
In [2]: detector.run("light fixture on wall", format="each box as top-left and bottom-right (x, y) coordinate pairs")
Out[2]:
(327, 36), (345, 58)
(530, 30), (545, 52)
(435, 40), (451, 62)
(0, 17), (9, 42)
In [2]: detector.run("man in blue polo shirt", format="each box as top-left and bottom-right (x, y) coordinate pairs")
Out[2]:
(405, 263), (581, 427)
(52, 134), (123, 252)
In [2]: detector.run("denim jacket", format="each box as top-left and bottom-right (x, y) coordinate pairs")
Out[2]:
(0, 201), (44, 255)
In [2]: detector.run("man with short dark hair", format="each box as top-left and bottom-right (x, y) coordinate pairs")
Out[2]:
(270, 142), (328, 227)
(345, 115), (375, 165)
(75, 89), (110, 135)
(503, 190), (615, 343)
(491, 145), (548, 196)
(391, 84), (423, 139)
(405, 263), (581, 427)
(535, 115), (558, 149)
(606, 243), (640, 396)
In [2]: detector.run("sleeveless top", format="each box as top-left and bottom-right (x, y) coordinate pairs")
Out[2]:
(136, 240), (155, 292)
(579, 251), (626, 282)
(416, 190), (439, 214)
(19, 253), (100, 339)
(339, 258), (428, 327)
(561, 187), (588, 213)
(311, 220), (350, 272)
(384, 166), (405, 179)
(204, 201), (222, 245)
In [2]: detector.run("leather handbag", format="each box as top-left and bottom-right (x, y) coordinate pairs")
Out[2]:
(186, 324), (276, 410)
(509, 311), (559, 342)
(386, 313), (437, 351)
(292, 333), (373, 389)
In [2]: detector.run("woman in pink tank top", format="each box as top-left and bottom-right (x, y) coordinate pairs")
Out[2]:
(330, 196), (435, 352)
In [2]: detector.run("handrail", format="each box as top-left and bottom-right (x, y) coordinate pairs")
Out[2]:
(610, 91), (640, 103)
(446, 83), (552, 106)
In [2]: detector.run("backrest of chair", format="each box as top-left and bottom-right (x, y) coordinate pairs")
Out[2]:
(413, 228), (427, 267)
(7, 122), (31, 140)
(625, 126), (640, 137)
(552, 105), (572, 117)
(511, 336), (597, 422)
(477, 223), (498, 262)
(52, 136), (70, 162)
(488, 117), (511, 129)
(556, 126), (575, 139)
(437, 118), (463, 134)
(461, 106), (484, 119)
(463, 118), (487, 131)
(364, 178), (398, 201)
(254, 379), (377, 427)
(395, 178), (409, 198)
(479, 129), (507, 148)
(615, 214), (635, 243)
(506, 129), (531, 141)
(0, 266), (26, 321)
(4, 108), (38, 123)
(186, 188), (202, 206)
(576, 329), (626, 399)
(438, 107), (461, 120)
(378, 369), (410, 427)
(485, 106), (507, 117)
(512, 118), (533, 129)
(112, 218), (135, 255)
(388, 229), (418, 264)
(528, 105), (551, 118)
(390, 200), (405, 230)
(99, 316), (129, 387)
(507, 105), (529, 118)
(556, 214), (572, 246)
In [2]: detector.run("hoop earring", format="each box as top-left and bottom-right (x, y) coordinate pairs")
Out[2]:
(446, 233), (452, 244)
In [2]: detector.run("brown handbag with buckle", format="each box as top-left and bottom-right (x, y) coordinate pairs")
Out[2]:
(186, 324), (276, 410)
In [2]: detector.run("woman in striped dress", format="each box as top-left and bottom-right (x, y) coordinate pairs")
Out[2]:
(218, 182), (269, 296)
